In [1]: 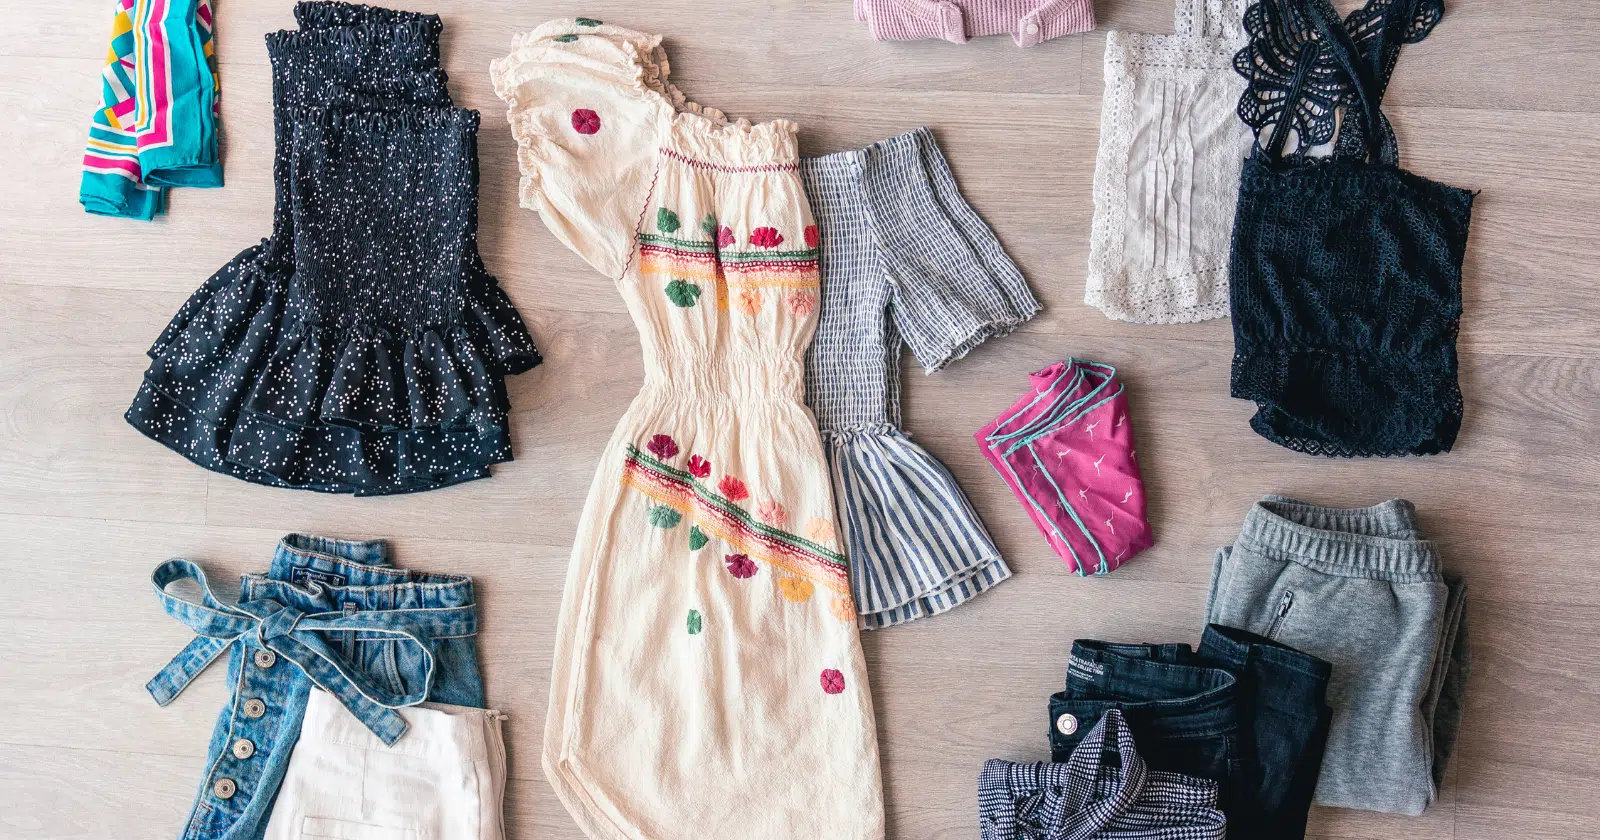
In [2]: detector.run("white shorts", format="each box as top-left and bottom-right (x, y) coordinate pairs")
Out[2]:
(264, 689), (508, 840)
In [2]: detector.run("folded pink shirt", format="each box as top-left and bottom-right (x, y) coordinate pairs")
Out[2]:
(854, 0), (1094, 46)
(977, 360), (1153, 574)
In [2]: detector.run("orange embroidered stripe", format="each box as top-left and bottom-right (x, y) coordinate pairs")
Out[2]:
(621, 448), (850, 594)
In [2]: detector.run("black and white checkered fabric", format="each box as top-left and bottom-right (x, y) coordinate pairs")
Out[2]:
(979, 710), (1227, 840)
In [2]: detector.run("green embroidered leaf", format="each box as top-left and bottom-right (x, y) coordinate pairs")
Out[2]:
(656, 207), (681, 233)
(689, 526), (709, 551)
(699, 213), (718, 237)
(575, 16), (602, 26)
(648, 505), (683, 529)
(664, 279), (701, 307)
(686, 609), (703, 635)
(554, 34), (578, 42)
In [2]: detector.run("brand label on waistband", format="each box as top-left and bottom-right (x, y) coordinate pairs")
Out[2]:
(291, 567), (349, 589)
(1066, 655), (1104, 681)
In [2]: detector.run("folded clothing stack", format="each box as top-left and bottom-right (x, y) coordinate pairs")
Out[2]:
(125, 2), (540, 495)
(148, 534), (507, 840)
(978, 359), (1153, 575)
(1047, 625), (1333, 838)
(1207, 496), (1470, 815)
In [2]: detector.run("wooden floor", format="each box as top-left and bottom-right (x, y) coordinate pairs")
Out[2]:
(3, 0), (1598, 837)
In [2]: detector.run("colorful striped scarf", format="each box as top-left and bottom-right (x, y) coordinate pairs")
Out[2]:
(81, 0), (222, 220)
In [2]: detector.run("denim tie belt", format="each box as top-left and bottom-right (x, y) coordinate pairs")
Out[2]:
(145, 558), (476, 745)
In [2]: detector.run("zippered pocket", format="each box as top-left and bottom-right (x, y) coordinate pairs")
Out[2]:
(1266, 589), (1295, 639)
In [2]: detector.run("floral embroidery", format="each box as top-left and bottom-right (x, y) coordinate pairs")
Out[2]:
(804, 224), (819, 248)
(686, 609), (702, 634)
(716, 225), (736, 248)
(736, 289), (762, 316)
(725, 553), (758, 579)
(664, 279), (701, 307)
(554, 34), (578, 42)
(819, 669), (846, 695)
(749, 227), (784, 248)
(570, 108), (601, 135)
(829, 596), (856, 623)
(805, 518), (836, 545)
(621, 445), (851, 601)
(777, 576), (815, 603)
(657, 207), (681, 233)
(687, 454), (711, 478)
(718, 474), (749, 501)
(648, 505), (683, 528)
(647, 434), (680, 459)
(700, 214), (718, 237)
(786, 291), (816, 317)
(756, 500), (789, 527)
(575, 16), (602, 25)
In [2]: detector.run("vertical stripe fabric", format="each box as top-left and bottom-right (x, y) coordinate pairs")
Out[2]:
(81, 0), (222, 220)
(801, 127), (1041, 630)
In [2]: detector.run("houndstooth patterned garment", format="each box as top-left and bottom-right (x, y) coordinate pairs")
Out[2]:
(979, 709), (1227, 840)
(801, 127), (1040, 629)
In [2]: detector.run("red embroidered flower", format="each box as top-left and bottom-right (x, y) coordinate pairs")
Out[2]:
(646, 434), (679, 460)
(804, 224), (819, 248)
(749, 227), (784, 248)
(725, 553), (758, 579)
(687, 454), (711, 479)
(570, 108), (601, 135)
(718, 475), (749, 501)
(716, 225), (736, 248)
(820, 669), (846, 694)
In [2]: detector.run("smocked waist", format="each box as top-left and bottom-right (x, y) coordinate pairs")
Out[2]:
(641, 353), (806, 404)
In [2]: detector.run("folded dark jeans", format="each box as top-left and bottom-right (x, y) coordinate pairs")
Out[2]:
(1048, 624), (1331, 840)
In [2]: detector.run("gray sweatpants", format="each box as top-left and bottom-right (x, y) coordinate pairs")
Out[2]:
(1205, 496), (1470, 816)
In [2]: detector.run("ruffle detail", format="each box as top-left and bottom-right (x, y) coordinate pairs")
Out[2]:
(293, 0), (442, 33)
(128, 6), (538, 495)
(823, 427), (1010, 629)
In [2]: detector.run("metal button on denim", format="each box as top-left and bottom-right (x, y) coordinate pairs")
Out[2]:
(232, 739), (255, 760)
(253, 649), (277, 669)
(242, 698), (266, 719)
(1055, 713), (1079, 735)
(213, 778), (237, 800)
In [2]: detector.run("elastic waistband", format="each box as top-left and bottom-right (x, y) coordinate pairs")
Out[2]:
(1236, 496), (1442, 581)
(641, 353), (807, 405)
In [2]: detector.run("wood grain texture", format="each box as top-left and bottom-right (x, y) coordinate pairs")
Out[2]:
(0, 1), (1596, 838)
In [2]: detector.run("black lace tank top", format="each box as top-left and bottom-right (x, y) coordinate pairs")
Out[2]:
(1228, 0), (1475, 457)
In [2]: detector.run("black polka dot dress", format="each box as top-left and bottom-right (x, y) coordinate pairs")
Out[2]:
(126, 2), (541, 495)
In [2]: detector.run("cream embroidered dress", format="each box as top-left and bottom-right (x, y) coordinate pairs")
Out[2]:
(491, 19), (884, 840)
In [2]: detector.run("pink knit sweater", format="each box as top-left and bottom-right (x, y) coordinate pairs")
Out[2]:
(854, 0), (1094, 46)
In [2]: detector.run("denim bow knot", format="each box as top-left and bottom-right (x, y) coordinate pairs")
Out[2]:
(144, 559), (445, 745)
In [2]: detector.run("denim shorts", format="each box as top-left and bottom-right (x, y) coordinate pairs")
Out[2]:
(148, 534), (483, 840)
(1048, 624), (1331, 839)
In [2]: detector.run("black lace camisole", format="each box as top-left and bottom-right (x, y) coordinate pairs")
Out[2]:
(1228, 0), (1475, 457)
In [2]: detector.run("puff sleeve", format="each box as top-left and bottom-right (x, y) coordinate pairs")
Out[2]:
(491, 20), (668, 278)
(865, 128), (1041, 373)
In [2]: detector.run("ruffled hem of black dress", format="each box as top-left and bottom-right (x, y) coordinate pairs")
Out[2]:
(128, 245), (539, 495)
